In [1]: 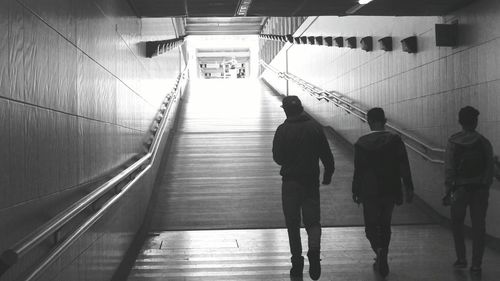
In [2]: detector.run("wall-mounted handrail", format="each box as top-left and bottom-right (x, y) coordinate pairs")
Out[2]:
(23, 166), (151, 281)
(0, 66), (189, 280)
(260, 60), (445, 164)
(0, 154), (151, 265)
(405, 143), (446, 164)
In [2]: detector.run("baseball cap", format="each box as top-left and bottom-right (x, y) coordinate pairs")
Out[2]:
(281, 96), (302, 109)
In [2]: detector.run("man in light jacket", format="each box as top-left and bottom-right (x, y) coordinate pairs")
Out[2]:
(444, 106), (494, 273)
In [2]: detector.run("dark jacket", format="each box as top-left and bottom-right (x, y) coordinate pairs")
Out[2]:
(352, 130), (413, 203)
(272, 113), (335, 187)
(444, 130), (494, 193)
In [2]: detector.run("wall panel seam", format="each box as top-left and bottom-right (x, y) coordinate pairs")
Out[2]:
(94, 2), (150, 76)
(114, 28), (149, 75)
(341, 75), (500, 101)
(0, 167), (128, 212)
(15, 0), (155, 109)
(0, 96), (145, 133)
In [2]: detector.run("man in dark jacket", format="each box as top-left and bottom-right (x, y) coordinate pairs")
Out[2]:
(443, 106), (494, 273)
(272, 96), (335, 280)
(352, 107), (414, 278)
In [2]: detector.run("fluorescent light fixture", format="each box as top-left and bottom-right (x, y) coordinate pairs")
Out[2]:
(347, 0), (373, 14)
(236, 0), (253, 16)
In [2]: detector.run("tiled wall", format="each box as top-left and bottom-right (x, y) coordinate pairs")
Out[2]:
(0, 0), (182, 280)
(263, 0), (500, 239)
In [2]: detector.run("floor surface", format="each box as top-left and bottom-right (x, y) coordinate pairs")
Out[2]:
(129, 79), (500, 281)
(128, 226), (500, 281)
(149, 79), (433, 231)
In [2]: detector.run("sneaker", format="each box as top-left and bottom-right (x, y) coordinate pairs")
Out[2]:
(470, 265), (482, 273)
(377, 248), (389, 277)
(307, 250), (321, 280)
(290, 256), (304, 278)
(453, 259), (467, 269)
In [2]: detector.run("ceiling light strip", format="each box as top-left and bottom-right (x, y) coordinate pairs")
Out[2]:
(236, 0), (253, 16)
(346, 0), (373, 15)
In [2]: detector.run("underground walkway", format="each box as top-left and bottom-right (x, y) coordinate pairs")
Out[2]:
(126, 79), (500, 280)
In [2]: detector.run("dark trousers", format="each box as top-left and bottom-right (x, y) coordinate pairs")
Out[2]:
(451, 185), (489, 266)
(362, 197), (395, 254)
(282, 180), (321, 257)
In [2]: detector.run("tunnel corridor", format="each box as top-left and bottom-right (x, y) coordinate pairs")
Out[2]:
(1, 0), (500, 280)
(125, 79), (500, 280)
(147, 79), (434, 231)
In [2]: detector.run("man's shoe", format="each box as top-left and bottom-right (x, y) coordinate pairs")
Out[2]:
(307, 250), (321, 280)
(290, 256), (304, 278)
(470, 265), (482, 273)
(377, 248), (389, 277)
(453, 259), (467, 269)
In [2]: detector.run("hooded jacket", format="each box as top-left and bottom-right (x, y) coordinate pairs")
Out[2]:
(444, 130), (494, 192)
(352, 130), (413, 203)
(272, 113), (335, 187)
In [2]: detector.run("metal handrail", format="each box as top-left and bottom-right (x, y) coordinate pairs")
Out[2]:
(23, 166), (152, 281)
(0, 154), (151, 265)
(0, 66), (189, 280)
(260, 60), (446, 164)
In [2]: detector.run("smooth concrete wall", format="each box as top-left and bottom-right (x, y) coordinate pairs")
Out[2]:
(262, 0), (500, 239)
(0, 0), (182, 280)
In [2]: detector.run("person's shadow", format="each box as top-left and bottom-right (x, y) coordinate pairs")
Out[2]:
(470, 271), (483, 281)
(452, 269), (483, 281)
(290, 276), (304, 281)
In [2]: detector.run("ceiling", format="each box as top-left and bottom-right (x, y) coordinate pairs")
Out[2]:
(197, 48), (251, 57)
(130, 0), (475, 17)
(131, 0), (475, 37)
(197, 48), (251, 64)
(185, 17), (266, 35)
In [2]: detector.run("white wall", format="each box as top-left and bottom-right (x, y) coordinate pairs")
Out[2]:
(0, 0), (183, 279)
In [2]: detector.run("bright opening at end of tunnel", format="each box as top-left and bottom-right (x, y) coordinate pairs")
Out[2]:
(186, 35), (260, 80)
(185, 34), (262, 115)
(188, 78), (264, 119)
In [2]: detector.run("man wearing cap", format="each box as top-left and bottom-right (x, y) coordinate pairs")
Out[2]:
(443, 106), (494, 273)
(352, 107), (414, 278)
(272, 95), (335, 280)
